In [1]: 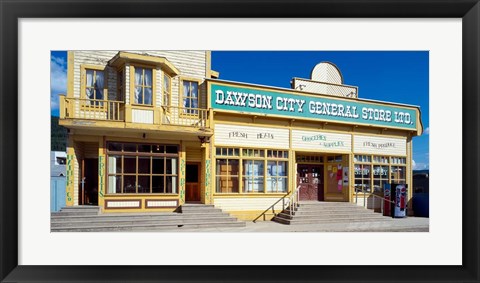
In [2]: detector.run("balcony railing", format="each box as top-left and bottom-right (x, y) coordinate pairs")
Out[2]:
(60, 96), (211, 129)
(161, 105), (209, 129)
(62, 97), (124, 121)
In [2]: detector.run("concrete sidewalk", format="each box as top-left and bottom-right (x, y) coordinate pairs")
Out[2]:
(157, 217), (429, 232)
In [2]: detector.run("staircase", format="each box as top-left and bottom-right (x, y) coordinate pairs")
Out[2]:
(273, 201), (392, 225)
(51, 204), (245, 232)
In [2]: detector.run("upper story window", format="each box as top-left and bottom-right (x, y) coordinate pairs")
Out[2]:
(182, 80), (199, 113)
(86, 69), (105, 101)
(163, 73), (171, 106)
(81, 65), (108, 106)
(134, 67), (153, 105)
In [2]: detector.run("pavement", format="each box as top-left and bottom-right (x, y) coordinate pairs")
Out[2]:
(157, 216), (429, 233)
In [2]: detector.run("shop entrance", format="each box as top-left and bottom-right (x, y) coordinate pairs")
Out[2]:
(185, 163), (201, 202)
(325, 155), (347, 201)
(80, 158), (98, 205)
(297, 164), (324, 201)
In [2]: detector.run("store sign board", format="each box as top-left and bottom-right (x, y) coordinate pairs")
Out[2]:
(210, 83), (418, 130)
(214, 124), (289, 149)
(292, 130), (351, 152)
(354, 135), (406, 155)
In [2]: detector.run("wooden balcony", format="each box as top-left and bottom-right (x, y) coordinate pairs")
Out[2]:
(59, 96), (212, 133)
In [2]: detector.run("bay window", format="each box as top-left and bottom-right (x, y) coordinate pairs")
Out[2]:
(133, 67), (153, 105)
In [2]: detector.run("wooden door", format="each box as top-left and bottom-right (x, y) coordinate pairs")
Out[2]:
(297, 165), (324, 201)
(325, 162), (345, 200)
(185, 163), (200, 202)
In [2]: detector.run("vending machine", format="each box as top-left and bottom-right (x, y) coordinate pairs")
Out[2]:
(383, 183), (408, 218)
(393, 184), (408, 218)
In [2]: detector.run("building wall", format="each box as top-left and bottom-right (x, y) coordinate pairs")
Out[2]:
(211, 112), (415, 220)
(70, 50), (208, 108)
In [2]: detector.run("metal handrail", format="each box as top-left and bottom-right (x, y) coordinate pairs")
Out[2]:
(355, 190), (395, 214)
(252, 185), (301, 223)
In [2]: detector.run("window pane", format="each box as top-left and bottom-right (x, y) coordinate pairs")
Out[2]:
(166, 176), (177, 193)
(86, 70), (94, 87)
(123, 144), (136, 152)
(144, 69), (152, 87)
(86, 88), (94, 99)
(230, 177), (239, 193)
(135, 86), (143, 104)
(124, 176), (136, 193)
(124, 156), (136, 173)
(135, 68), (143, 85)
(216, 159), (227, 175)
(166, 145), (178, 154)
(243, 160), (264, 192)
(362, 165), (371, 178)
(152, 145), (164, 153)
(137, 176), (150, 193)
(95, 71), (104, 99)
(229, 159), (239, 175)
(108, 156), (121, 174)
(190, 82), (198, 98)
(152, 176), (164, 193)
(191, 98), (198, 108)
(152, 157), (164, 174)
(138, 144), (151, 153)
(183, 81), (190, 95)
(108, 176), (121, 194)
(278, 177), (287, 192)
(164, 75), (170, 91)
(138, 157), (150, 174)
(108, 142), (122, 152)
(183, 98), (190, 108)
(144, 87), (152, 105)
(166, 158), (177, 174)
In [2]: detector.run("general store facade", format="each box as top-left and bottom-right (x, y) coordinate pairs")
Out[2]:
(59, 50), (423, 220)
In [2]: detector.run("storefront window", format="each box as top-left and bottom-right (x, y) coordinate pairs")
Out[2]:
(243, 160), (265, 193)
(215, 159), (239, 193)
(391, 166), (406, 183)
(373, 165), (389, 192)
(354, 164), (371, 192)
(106, 142), (178, 194)
(354, 155), (407, 195)
(267, 161), (288, 192)
(215, 147), (288, 194)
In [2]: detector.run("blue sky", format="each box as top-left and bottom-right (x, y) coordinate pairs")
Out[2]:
(50, 51), (429, 170)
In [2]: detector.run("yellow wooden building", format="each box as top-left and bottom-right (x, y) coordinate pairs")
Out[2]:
(59, 51), (423, 221)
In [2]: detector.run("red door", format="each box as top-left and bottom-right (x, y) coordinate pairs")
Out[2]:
(297, 165), (324, 201)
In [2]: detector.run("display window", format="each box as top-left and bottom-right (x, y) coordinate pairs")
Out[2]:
(106, 142), (179, 194)
(353, 154), (407, 195)
(215, 147), (288, 194)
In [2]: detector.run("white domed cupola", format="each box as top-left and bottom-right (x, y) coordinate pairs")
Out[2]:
(291, 61), (358, 98)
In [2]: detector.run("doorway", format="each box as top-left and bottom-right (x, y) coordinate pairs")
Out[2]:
(297, 164), (324, 201)
(185, 163), (201, 202)
(81, 158), (98, 205)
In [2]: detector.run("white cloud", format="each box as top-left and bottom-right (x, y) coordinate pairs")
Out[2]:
(50, 55), (67, 111)
(423, 127), (429, 135)
(412, 159), (429, 170)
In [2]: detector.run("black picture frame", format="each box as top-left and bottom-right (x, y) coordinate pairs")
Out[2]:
(1, 1), (479, 282)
